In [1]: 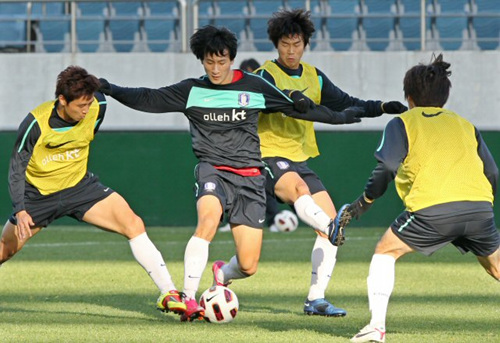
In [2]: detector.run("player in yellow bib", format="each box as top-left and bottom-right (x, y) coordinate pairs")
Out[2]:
(0, 66), (186, 317)
(256, 9), (407, 317)
(340, 54), (500, 343)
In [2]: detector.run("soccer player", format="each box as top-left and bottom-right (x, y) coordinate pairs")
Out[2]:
(98, 25), (364, 322)
(341, 54), (500, 343)
(254, 9), (408, 317)
(0, 66), (186, 316)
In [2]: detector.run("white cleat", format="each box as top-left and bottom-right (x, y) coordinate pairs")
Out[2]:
(350, 324), (386, 343)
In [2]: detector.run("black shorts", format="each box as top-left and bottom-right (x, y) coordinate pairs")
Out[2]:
(10, 172), (114, 228)
(263, 157), (326, 199)
(392, 207), (500, 257)
(194, 162), (266, 228)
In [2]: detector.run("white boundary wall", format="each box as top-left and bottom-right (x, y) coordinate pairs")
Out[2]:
(1, 51), (498, 131)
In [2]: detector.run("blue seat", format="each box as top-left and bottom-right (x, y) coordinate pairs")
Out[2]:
(196, 1), (245, 36)
(0, 2), (27, 15)
(0, 21), (26, 50)
(473, 0), (500, 50)
(31, 2), (69, 52)
(399, 0), (428, 50)
(363, 0), (394, 51)
(249, 1), (281, 51)
(0, 3), (27, 50)
(325, 0), (358, 51)
(76, 20), (105, 52)
(144, 1), (181, 51)
(39, 20), (70, 52)
(434, 0), (469, 50)
(109, 2), (143, 52)
(76, 2), (107, 53)
(78, 2), (108, 16)
(144, 20), (177, 52)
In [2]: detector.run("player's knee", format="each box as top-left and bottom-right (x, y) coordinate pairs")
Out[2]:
(0, 241), (16, 264)
(194, 217), (219, 241)
(122, 215), (145, 239)
(239, 263), (258, 276)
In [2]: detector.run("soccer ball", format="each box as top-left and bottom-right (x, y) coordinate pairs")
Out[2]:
(199, 285), (239, 323)
(272, 210), (299, 232)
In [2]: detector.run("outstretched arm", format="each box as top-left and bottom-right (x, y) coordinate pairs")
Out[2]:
(99, 78), (187, 113)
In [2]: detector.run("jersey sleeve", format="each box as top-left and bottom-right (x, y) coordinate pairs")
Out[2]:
(317, 68), (384, 118)
(94, 91), (107, 134)
(475, 127), (498, 196)
(364, 117), (408, 200)
(9, 114), (41, 214)
(106, 80), (189, 113)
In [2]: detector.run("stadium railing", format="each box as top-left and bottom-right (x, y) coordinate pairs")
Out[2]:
(0, 0), (498, 53)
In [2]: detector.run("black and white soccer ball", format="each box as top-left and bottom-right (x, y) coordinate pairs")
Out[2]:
(271, 210), (299, 232)
(199, 285), (239, 323)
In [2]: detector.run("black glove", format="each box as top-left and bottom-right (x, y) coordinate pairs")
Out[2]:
(289, 90), (315, 113)
(382, 101), (407, 114)
(98, 78), (112, 95)
(347, 193), (374, 220)
(335, 106), (364, 124)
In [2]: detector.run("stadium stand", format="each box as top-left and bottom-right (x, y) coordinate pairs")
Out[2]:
(108, 2), (143, 52)
(76, 2), (108, 52)
(474, 0), (500, 49)
(0, 0), (499, 53)
(32, 2), (71, 52)
(144, 1), (180, 52)
(0, 2), (27, 52)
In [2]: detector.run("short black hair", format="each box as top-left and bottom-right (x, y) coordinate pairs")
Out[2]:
(267, 9), (315, 48)
(404, 54), (452, 107)
(190, 25), (238, 61)
(55, 66), (99, 103)
(239, 58), (260, 72)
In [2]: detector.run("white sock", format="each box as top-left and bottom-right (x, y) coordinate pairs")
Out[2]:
(307, 235), (338, 300)
(221, 255), (249, 282)
(128, 232), (175, 294)
(294, 195), (331, 234)
(367, 254), (396, 329)
(183, 236), (210, 300)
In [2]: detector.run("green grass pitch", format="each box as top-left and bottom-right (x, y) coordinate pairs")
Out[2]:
(0, 225), (498, 342)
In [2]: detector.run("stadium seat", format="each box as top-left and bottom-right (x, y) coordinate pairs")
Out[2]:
(0, 2), (27, 15)
(0, 3), (28, 51)
(398, 0), (427, 50)
(144, 1), (180, 52)
(363, 0), (395, 51)
(324, 0), (358, 51)
(109, 2), (143, 52)
(473, 0), (500, 50)
(0, 21), (26, 51)
(433, 0), (470, 50)
(31, 2), (70, 52)
(248, 1), (282, 51)
(76, 2), (108, 53)
(76, 20), (106, 53)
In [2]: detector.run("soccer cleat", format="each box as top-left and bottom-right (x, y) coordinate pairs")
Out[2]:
(303, 298), (347, 317)
(180, 298), (205, 322)
(328, 204), (352, 246)
(212, 260), (231, 287)
(156, 290), (186, 315)
(350, 324), (386, 343)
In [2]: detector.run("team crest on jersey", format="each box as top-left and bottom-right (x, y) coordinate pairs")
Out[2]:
(238, 92), (250, 107)
(204, 182), (216, 192)
(277, 161), (290, 170)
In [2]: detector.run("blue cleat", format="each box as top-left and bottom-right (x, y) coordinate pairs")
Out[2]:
(304, 298), (347, 317)
(328, 204), (351, 246)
